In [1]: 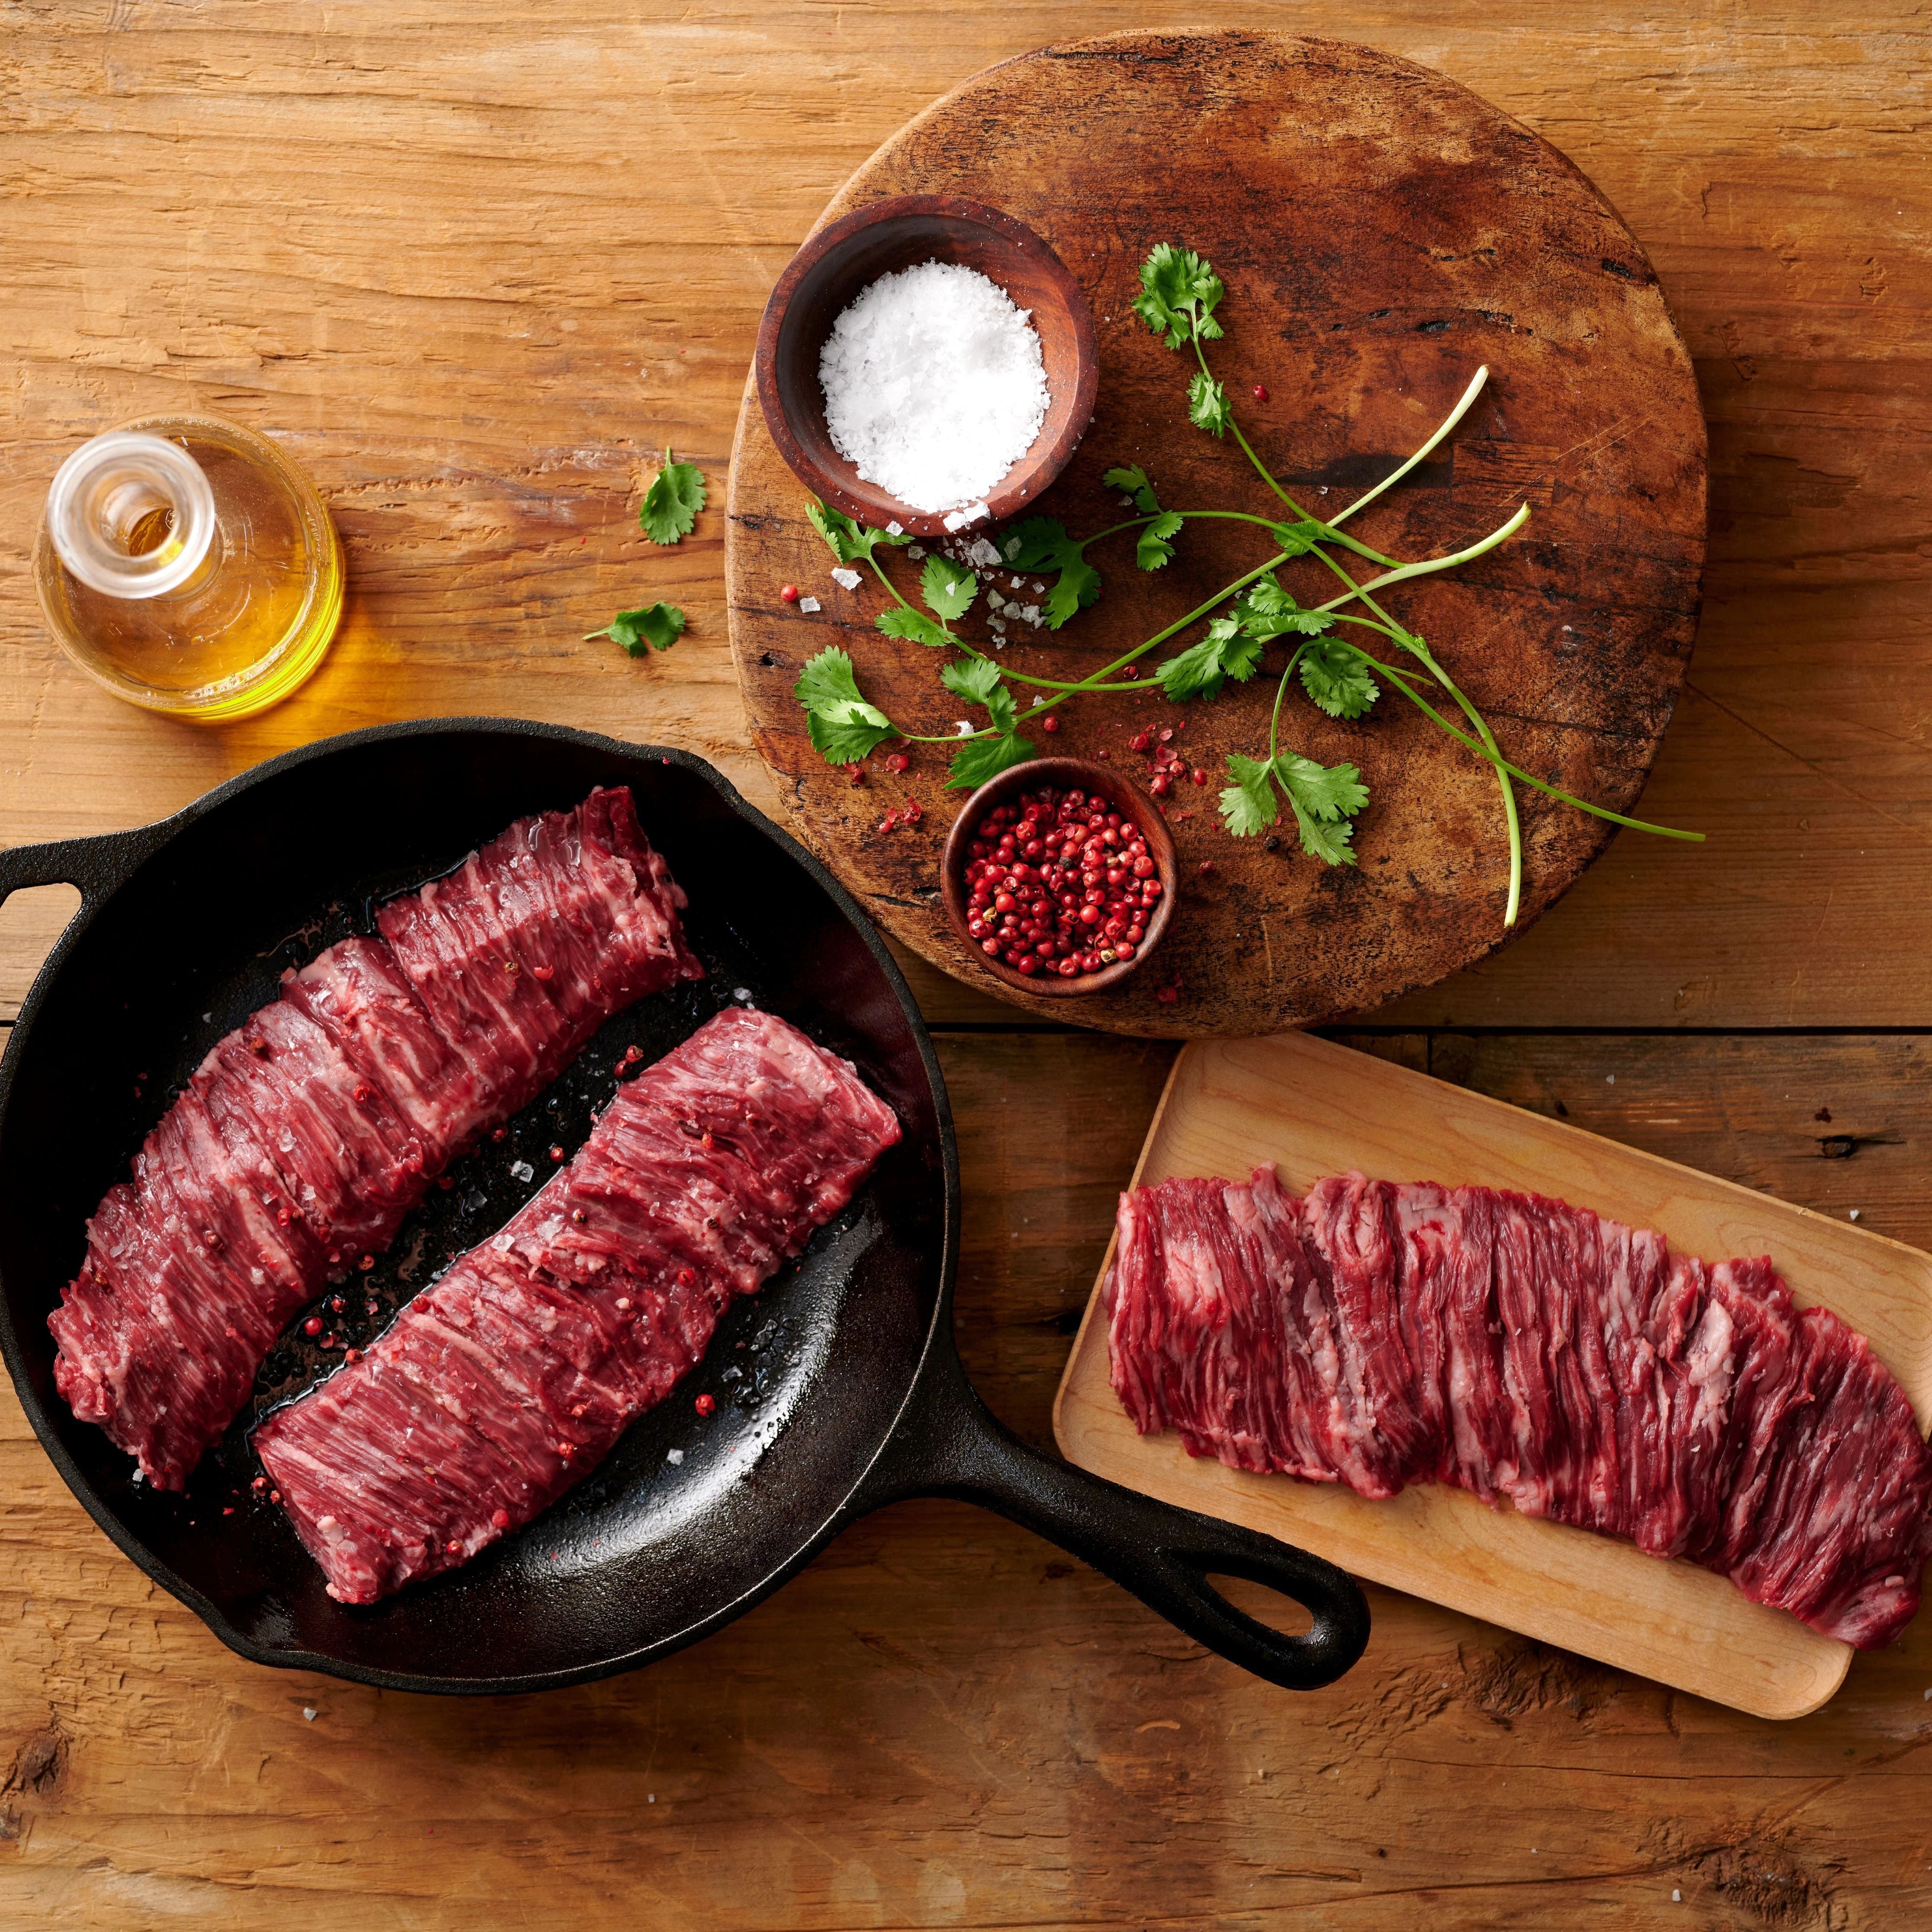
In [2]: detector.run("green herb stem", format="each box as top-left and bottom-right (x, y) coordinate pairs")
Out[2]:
(1327, 367), (1491, 530)
(1341, 640), (1704, 841)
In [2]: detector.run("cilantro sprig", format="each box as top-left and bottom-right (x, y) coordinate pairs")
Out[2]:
(640, 448), (705, 545)
(584, 602), (685, 655)
(775, 243), (1700, 922)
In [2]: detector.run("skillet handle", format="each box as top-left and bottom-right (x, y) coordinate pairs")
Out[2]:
(0, 828), (156, 913)
(855, 1348), (1369, 1692)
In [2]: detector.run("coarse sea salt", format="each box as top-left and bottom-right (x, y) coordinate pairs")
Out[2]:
(819, 261), (1049, 515)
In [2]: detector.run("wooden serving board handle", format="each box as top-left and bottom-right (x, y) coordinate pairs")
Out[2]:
(1052, 1033), (1932, 1719)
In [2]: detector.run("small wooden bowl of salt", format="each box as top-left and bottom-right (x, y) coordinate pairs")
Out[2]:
(754, 194), (1098, 539)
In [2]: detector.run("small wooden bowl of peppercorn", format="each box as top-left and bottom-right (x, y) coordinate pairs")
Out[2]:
(941, 758), (1179, 998)
(753, 193), (1099, 540)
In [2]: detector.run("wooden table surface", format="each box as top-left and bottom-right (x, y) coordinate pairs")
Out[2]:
(0, 4), (1926, 1926)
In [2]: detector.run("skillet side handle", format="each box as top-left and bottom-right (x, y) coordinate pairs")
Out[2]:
(857, 1349), (1369, 1692)
(0, 830), (150, 914)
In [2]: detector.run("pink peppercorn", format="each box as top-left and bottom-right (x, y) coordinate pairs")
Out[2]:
(780, 584), (799, 603)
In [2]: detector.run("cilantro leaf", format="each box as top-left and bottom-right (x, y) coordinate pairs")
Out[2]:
(1271, 518), (1329, 557)
(1235, 574), (1335, 640)
(921, 553), (977, 623)
(1298, 639), (1380, 719)
(1277, 753), (1369, 865)
(877, 605), (952, 648)
(1103, 464), (1161, 515)
(1155, 617), (1265, 702)
(1218, 753), (1278, 838)
(807, 499), (912, 566)
(1277, 752), (1369, 823)
(1132, 245), (1227, 350)
(1000, 516), (1102, 629)
(1218, 749), (1369, 863)
(583, 602), (684, 655)
(947, 729), (1036, 791)
(1002, 516), (1080, 571)
(1287, 802), (1360, 866)
(795, 646), (897, 765)
(941, 657), (1017, 736)
(640, 448), (705, 545)
(1188, 369), (1230, 438)
(941, 656), (1003, 706)
(1136, 509), (1185, 572)
(1044, 551), (1101, 627)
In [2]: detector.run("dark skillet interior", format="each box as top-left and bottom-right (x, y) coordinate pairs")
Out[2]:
(0, 724), (950, 1688)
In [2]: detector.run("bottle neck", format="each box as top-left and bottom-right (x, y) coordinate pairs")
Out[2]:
(45, 431), (218, 600)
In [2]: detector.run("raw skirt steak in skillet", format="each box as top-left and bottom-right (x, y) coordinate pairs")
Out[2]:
(49, 787), (701, 1490)
(253, 1006), (902, 1603)
(1105, 1166), (1932, 1649)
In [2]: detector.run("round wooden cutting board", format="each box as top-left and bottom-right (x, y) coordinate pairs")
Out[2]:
(725, 29), (1706, 1036)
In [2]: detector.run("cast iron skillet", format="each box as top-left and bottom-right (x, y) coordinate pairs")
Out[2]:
(0, 719), (1368, 1694)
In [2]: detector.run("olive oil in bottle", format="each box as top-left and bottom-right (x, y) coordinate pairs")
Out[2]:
(33, 415), (343, 723)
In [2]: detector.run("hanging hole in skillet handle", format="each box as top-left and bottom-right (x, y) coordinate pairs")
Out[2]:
(857, 1359), (1369, 1691)
(0, 829), (159, 1001)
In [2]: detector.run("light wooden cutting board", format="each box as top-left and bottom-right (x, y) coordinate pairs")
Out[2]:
(1052, 1033), (1932, 1719)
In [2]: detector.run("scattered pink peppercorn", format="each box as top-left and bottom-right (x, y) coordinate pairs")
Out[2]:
(885, 751), (910, 773)
(847, 763), (866, 787)
(780, 583), (799, 603)
(1253, 383), (1269, 401)
(1190, 767), (1208, 787)
(695, 1392), (716, 1416)
(303, 1316), (323, 1337)
(492, 1508), (512, 1529)
(1198, 859), (1217, 875)
(1042, 715), (1059, 734)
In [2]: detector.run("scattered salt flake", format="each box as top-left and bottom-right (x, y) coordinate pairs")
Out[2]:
(798, 595), (821, 613)
(1606, 1074), (1616, 1084)
(509, 1159), (535, 1182)
(1672, 1891), (1681, 1904)
(1030, 579), (1044, 594)
(302, 1708), (317, 1722)
(943, 500), (991, 532)
(1031, 695), (1045, 707)
(201, 1011), (212, 1023)
(908, 544), (926, 559)
(1850, 1208), (1862, 1221)
(1020, 604), (1042, 626)
(954, 720), (974, 737)
(830, 566), (861, 590)
(732, 986), (754, 1003)
(885, 520), (903, 535)
(666, 1449), (684, 1466)
(966, 537), (1002, 569)
(648, 1793), (656, 1804)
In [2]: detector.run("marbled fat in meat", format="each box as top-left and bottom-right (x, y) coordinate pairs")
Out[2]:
(1105, 1164), (1932, 1649)
(254, 1007), (902, 1603)
(50, 787), (701, 1490)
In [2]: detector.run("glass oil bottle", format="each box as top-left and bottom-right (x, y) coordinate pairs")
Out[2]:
(33, 415), (344, 723)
